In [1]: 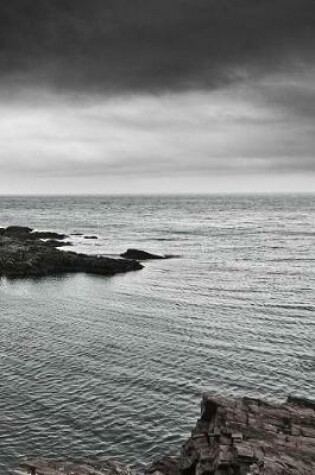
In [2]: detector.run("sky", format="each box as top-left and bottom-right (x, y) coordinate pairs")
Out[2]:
(0, 0), (314, 194)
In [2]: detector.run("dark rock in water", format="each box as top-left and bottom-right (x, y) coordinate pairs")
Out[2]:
(1, 226), (67, 240)
(15, 458), (132, 475)
(0, 226), (142, 278)
(3, 226), (33, 236)
(31, 230), (67, 240)
(84, 235), (98, 239)
(147, 394), (315, 475)
(121, 249), (168, 260)
(42, 240), (73, 248)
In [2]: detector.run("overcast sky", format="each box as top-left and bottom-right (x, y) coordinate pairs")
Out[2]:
(0, 0), (314, 194)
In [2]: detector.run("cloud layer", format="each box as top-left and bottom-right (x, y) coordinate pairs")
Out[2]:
(0, 1), (314, 193)
(1, 0), (314, 93)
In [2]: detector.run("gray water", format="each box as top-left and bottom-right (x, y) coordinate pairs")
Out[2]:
(0, 194), (314, 472)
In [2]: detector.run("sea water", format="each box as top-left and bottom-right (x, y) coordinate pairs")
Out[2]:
(0, 194), (314, 471)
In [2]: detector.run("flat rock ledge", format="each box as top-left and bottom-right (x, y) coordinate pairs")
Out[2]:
(147, 394), (315, 475)
(14, 395), (315, 475)
(0, 226), (143, 278)
(14, 459), (132, 475)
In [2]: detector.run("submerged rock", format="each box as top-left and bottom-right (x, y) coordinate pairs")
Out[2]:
(0, 226), (142, 278)
(121, 249), (171, 260)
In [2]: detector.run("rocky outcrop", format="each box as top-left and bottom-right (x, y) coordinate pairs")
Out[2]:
(0, 226), (143, 278)
(14, 394), (315, 475)
(0, 226), (67, 240)
(146, 456), (180, 475)
(147, 394), (315, 475)
(40, 239), (73, 248)
(120, 249), (172, 260)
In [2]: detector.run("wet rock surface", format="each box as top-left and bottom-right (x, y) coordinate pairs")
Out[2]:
(147, 394), (315, 475)
(0, 226), (143, 278)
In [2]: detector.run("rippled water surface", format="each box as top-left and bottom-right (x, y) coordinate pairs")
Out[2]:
(0, 194), (314, 472)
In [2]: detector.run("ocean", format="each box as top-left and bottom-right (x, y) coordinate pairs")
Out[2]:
(0, 194), (314, 472)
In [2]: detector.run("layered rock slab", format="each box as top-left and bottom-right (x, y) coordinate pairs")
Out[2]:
(147, 395), (315, 475)
(14, 395), (315, 475)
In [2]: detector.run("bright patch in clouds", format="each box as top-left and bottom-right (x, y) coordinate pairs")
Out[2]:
(0, 84), (314, 194)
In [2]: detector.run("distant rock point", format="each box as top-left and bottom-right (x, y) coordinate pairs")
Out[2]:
(0, 226), (143, 278)
(120, 249), (176, 260)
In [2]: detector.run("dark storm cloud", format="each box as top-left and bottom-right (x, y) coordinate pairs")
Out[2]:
(1, 0), (314, 93)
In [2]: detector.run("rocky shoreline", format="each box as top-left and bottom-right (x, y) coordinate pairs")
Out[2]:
(14, 394), (315, 475)
(0, 226), (143, 278)
(3, 228), (314, 474)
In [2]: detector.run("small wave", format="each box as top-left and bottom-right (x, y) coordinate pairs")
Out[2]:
(259, 303), (314, 312)
(266, 258), (315, 262)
